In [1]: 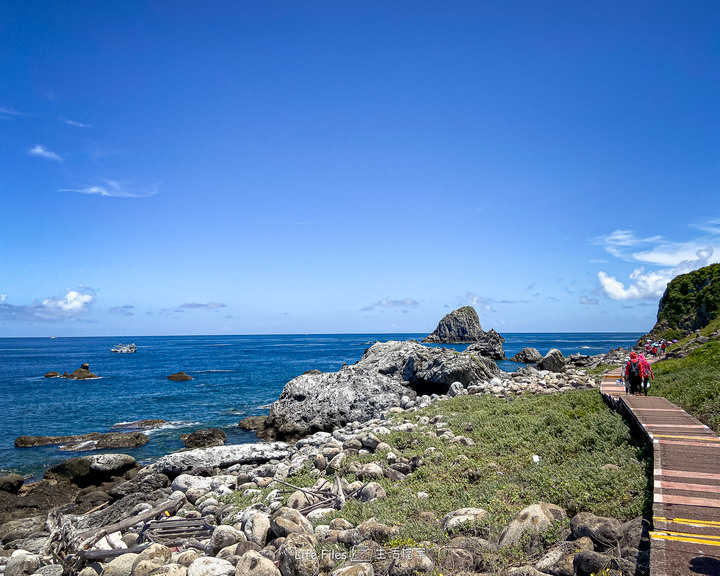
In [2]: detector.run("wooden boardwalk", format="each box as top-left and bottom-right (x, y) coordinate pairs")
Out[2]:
(600, 368), (720, 576)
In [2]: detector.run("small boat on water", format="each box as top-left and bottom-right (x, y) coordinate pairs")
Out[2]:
(111, 343), (137, 353)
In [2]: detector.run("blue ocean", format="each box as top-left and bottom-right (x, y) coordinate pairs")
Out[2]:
(0, 333), (641, 480)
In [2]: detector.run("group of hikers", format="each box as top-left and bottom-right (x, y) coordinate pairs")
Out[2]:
(644, 338), (667, 358)
(623, 351), (654, 396)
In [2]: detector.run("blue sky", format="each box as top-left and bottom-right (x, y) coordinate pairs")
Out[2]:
(1, 1), (719, 337)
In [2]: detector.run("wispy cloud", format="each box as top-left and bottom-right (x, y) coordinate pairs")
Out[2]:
(0, 106), (28, 117)
(580, 296), (599, 305)
(109, 305), (135, 316)
(374, 298), (419, 308)
(0, 288), (94, 322)
(61, 117), (91, 128)
(179, 302), (226, 310)
(463, 292), (530, 312)
(60, 180), (158, 198)
(29, 144), (63, 162)
(596, 222), (720, 301)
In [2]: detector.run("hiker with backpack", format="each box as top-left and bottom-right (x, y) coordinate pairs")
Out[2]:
(625, 352), (644, 396)
(639, 353), (653, 396)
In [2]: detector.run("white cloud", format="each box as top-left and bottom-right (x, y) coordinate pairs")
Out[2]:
(61, 117), (91, 128)
(0, 288), (94, 322)
(0, 106), (27, 116)
(60, 180), (158, 198)
(179, 302), (226, 309)
(29, 144), (63, 162)
(375, 298), (419, 308)
(598, 248), (715, 301)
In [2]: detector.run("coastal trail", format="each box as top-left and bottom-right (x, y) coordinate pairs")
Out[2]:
(601, 367), (720, 576)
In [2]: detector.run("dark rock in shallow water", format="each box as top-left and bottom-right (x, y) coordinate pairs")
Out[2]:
(44, 371), (60, 378)
(111, 418), (167, 430)
(181, 428), (227, 448)
(44, 454), (138, 487)
(423, 306), (485, 343)
(16, 431), (148, 451)
(510, 347), (543, 363)
(238, 416), (268, 431)
(67, 365), (99, 379)
(0, 474), (25, 494)
(168, 371), (193, 381)
(15, 433), (103, 448)
(465, 329), (506, 359)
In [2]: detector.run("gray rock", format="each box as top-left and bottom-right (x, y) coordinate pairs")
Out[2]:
(535, 537), (594, 576)
(499, 503), (566, 548)
(146, 443), (291, 476)
(262, 340), (499, 440)
(330, 563), (374, 576)
(270, 507), (314, 538)
(537, 349), (566, 373)
(423, 306), (485, 343)
(109, 472), (170, 499)
(465, 329), (506, 359)
(441, 508), (487, 534)
(186, 557), (234, 576)
(277, 533), (318, 576)
(447, 381), (464, 397)
(210, 525), (246, 553)
(359, 482), (386, 502)
(510, 347), (543, 363)
(182, 428), (227, 449)
(235, 550), (280, 576)
(36, 565), (64, 576)
(44, 454), (137, 486)
(388, 548), (434, 575)
(573, 550), (626, 576)
(98, 553), (139, 576)
(142, 564), (187, 576)
(570, 512), (623, 549)
(0, 473), (25, 493)
(4, 552), (40, 576)
(243, 511), (271, 546)
(0, 516), (45, 544)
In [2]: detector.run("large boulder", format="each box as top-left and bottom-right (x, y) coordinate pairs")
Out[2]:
(145, 443), (292, 476)
(570, 512), (623, 549)
(465, 329), (506, 360)
(167, 371), (193, 381)
(423, 306), (485, 343)
(0, 474), (25, 494)
(261, 341), (500, 440)
(44, 454), (137, 487)
(67, 364), (99, 379)
(510, 347), (543, 363)
(499, 503), (566, 548)
(537, 349), (566, 373)
(181, 428), (227, 448)
(15, 431), (148, 450)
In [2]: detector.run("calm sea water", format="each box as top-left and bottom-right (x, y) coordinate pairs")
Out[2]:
(0, 333), (641, 479)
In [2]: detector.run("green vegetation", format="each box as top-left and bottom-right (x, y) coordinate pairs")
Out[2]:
(653, 263), (720, 334)
(649, 339), (720, 432)
(224, 390), (650, 567)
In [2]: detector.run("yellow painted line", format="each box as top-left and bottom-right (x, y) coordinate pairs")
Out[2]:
(654, 516), (720, 528)
(652, 434), (720, 441)
(650, 531), (720, 547)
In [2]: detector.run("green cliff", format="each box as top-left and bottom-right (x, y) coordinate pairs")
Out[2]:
(650, 262), (720, 339)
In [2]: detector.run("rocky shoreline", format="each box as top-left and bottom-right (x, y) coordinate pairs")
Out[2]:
(0, 336), (642, 576)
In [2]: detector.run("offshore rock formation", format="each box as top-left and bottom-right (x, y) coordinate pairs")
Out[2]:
(423, 306), (485, 343)
(510, 347), (543, 363)
(257, 340), (501, 441)
(465, 329), (506, 360)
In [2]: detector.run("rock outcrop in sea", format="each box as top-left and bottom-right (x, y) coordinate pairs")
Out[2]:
(422, 306), (486, 343)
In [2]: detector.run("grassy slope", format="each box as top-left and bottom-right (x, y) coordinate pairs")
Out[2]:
(649, 338), (720, 432)
(227, 390), (650, 569)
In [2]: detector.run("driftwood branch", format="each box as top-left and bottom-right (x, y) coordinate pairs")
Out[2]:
(77, 496), (185, 552)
